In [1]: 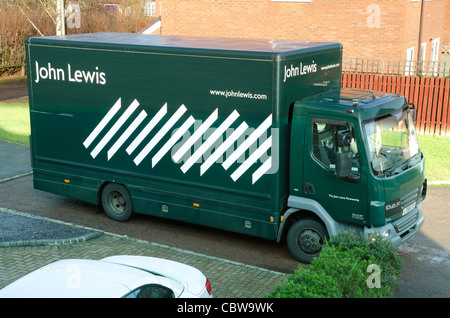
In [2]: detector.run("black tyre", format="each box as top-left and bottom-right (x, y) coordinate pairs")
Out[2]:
(101, 183), (133, 222)
(287, 218), (328, 264)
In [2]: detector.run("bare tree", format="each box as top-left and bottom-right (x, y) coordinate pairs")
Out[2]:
(16, 0), (44, 36)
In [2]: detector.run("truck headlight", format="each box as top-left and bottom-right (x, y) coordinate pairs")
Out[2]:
(368, 229), (390, 241)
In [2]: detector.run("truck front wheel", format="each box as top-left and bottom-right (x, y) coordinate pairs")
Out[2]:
(287, 219), (328, 263)
(101, 183), (133, 222)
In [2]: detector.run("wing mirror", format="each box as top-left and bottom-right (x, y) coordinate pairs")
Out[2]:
(409, 103), (417, 122)
(335, 124), (359, 182)
(337, 129), (352, 147)
(336, 151), (353, 178)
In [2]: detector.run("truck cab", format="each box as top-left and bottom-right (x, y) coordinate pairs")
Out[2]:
(284, 88), (426, 263)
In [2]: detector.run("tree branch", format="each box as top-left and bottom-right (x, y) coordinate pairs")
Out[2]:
(17, 2), (44, 36)
(39, 0), (57, 25)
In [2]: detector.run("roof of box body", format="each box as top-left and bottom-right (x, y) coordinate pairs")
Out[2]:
(26, 32), (341, 58)
(295, 88), (407, 121)
(305, 88), (404, 109)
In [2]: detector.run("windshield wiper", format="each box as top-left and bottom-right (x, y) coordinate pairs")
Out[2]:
(384, 161), (407, 176)
(384, 152), (421, 177)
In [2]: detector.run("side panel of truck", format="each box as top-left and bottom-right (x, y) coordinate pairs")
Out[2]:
(26, 35), (342, 241)
(26, 39), (281, 239)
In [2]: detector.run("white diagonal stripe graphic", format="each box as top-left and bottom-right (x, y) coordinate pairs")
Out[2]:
(252, 156), (272, 184)
(107, 110), (147, 161)
(200, 121), (248, 176)
(134, 105), (187, 166)
(230, 136), (272, 182)
(152, 115), (195, 168)
(90, 99), (140, 159)
(181, 110), (239, 174)
(222, 114), (272, 170)
(84, 97), (274, 184)
(126, 103), (167, 155)
(83, 98), (121, 148)
(172, 109), (218, 163)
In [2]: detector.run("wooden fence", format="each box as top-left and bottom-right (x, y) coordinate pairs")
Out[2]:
(342, 73), (450, 136)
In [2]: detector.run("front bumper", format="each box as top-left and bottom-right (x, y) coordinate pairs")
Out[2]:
(364, 202), (424, 247)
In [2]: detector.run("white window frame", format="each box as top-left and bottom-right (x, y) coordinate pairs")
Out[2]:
(144, 1), (156, 17)
(420, 42), (426, 61)
(419, 42), (426, 74)
(405, 47), (415, 76)
(431, 37), (440, 76)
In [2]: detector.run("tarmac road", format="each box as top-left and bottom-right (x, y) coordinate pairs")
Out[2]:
(0, 79), (449, 297)
(0, 78), (28, 104)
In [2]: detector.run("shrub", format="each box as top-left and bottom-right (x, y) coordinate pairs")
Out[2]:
(268, 232), (402, 298)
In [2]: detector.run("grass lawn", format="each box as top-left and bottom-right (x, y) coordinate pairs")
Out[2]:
(0, 102), (449, 183)
(0, 103), (30, 146)
(418, 134), (450, 183)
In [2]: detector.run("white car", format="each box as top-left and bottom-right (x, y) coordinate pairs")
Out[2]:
(0, 255), (212, 298)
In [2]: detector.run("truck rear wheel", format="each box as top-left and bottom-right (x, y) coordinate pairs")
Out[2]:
(101, 183), (133, 222)
(287, 218), (328, 264)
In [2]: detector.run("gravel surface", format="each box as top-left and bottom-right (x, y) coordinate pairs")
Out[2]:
(0, 210), (98, 243)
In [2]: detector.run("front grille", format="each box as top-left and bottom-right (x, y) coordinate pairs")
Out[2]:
(393, 210), (419, 234)
(400, 187), (419, 209)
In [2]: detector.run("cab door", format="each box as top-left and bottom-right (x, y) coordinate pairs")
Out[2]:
(302, 116), (368, 226)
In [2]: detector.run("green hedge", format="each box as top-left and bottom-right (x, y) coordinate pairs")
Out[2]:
(268, 233), (402, 298)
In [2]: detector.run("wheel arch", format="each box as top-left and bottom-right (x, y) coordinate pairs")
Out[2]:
(97, 181), (108, 205)
(277, 196), (340, 242)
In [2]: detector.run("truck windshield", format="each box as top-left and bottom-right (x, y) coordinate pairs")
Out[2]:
(363, 107), (421, 177)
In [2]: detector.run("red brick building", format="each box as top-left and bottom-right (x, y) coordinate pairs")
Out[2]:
(149, 0), (449, 63)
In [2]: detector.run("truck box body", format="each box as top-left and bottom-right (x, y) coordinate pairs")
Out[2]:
(25, 33), (342, 240)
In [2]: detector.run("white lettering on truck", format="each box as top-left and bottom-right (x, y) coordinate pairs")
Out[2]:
(34, 61), (106, 85)
(283, 61), (317, 82)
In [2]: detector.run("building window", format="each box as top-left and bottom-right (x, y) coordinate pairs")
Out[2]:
(405, 47), (415, 76)
(431, 37), (440, 76)
(418, 42), (426, 74)
(104, 4), (121, 15)
(144, 1), (156, 17)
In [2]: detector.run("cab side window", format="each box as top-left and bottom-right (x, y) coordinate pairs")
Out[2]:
(311, 120), (360, 174)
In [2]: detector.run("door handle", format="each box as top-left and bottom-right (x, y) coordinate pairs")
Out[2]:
(303, 182), (315, 195)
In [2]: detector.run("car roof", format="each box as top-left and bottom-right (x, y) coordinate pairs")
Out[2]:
(101, 255), (206, 296)
(0, 259), (161, 298)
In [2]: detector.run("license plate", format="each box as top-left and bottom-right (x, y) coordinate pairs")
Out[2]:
(402, 202), (416, 216)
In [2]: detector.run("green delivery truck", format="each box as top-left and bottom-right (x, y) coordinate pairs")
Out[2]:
(25, 33), (426, 263)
